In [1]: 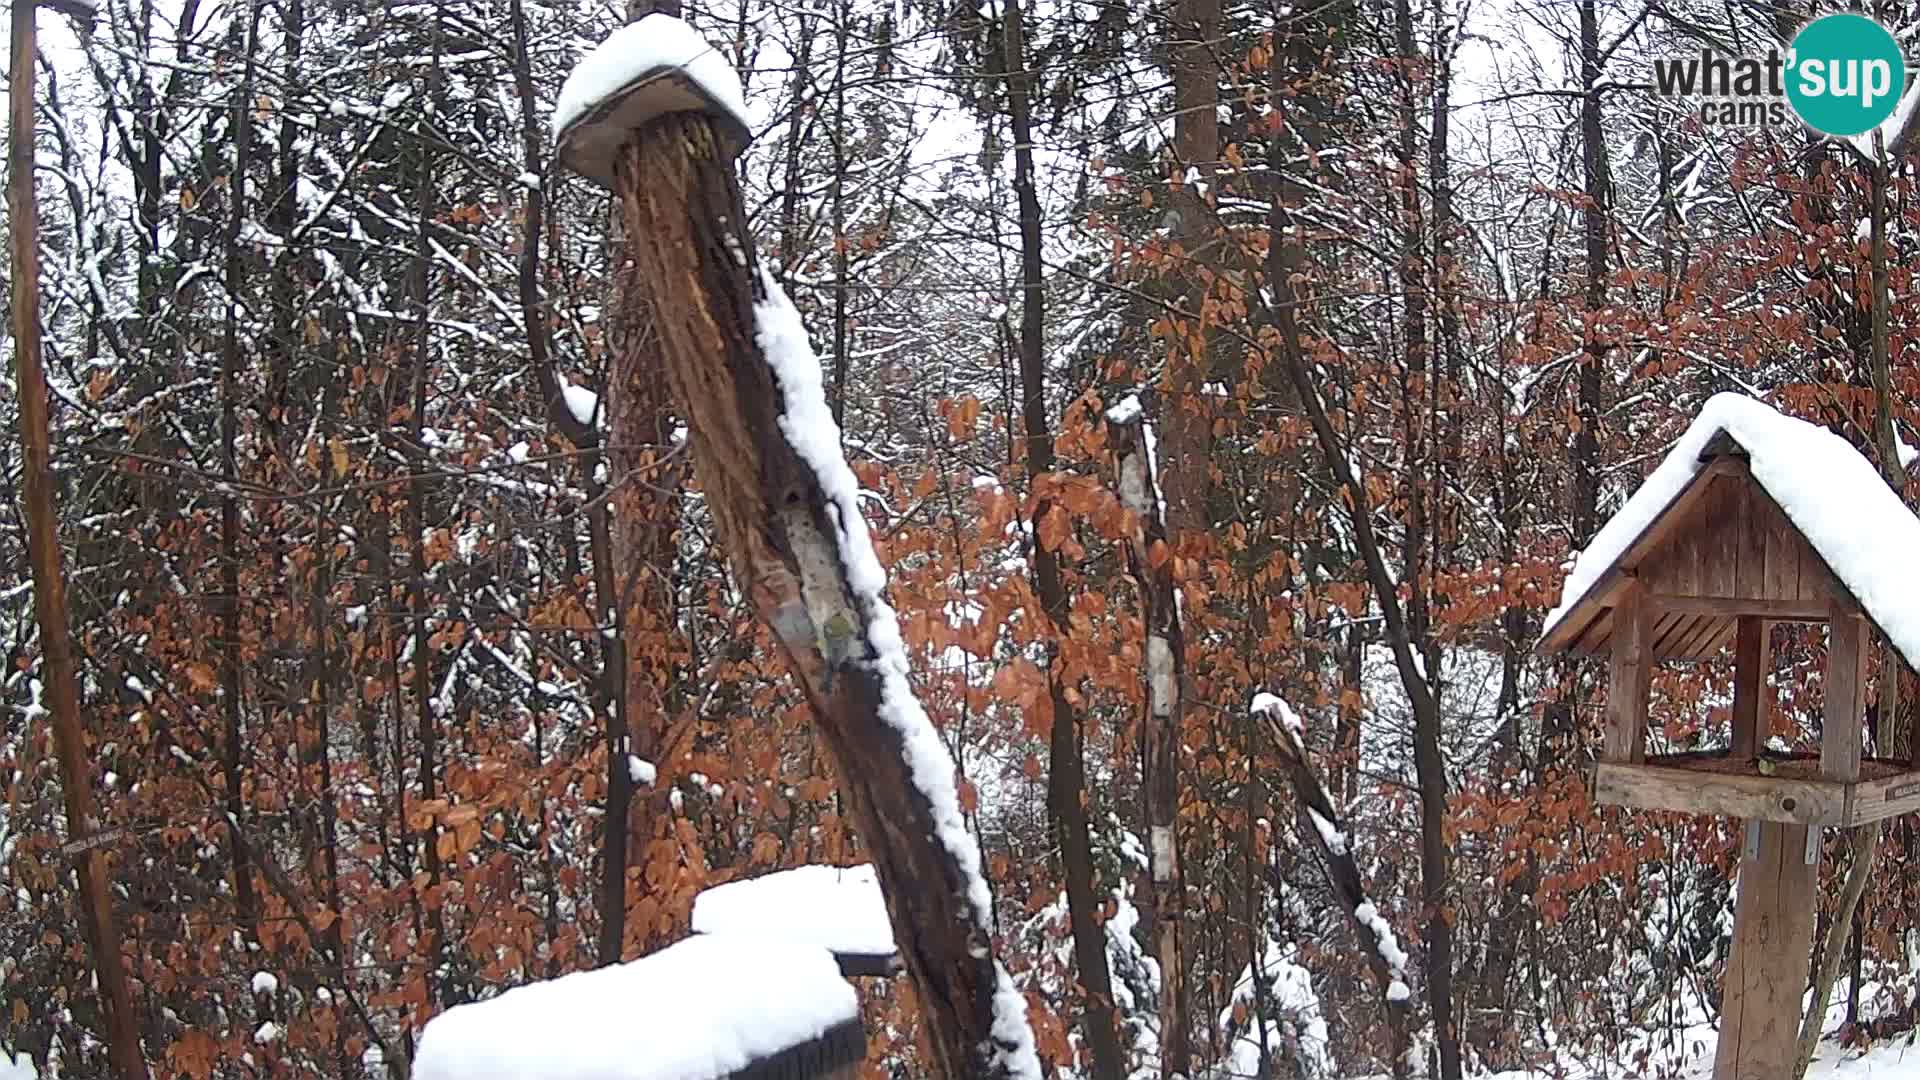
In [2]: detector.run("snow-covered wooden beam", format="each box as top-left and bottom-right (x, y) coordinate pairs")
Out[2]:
(551, 20), (1039, 1080)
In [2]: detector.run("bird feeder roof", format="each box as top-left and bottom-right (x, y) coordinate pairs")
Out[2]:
(1538, 393), (1920, 670)
(693, 863), (900, 977)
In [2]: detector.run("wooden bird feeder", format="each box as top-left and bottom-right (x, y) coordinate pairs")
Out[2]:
(554, 65), (750, 191)
(1538, 396), (1920, 1079)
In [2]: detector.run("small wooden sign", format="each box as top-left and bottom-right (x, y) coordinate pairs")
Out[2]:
(58, 826), (129, 859)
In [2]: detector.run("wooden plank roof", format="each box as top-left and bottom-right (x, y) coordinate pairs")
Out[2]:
(1539, 395), (1920, 669)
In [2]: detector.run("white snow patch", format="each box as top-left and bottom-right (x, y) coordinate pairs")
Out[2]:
(551, 16), (751, 141)
(251, 971), (278, 995)
(1307, 808), (1347, 856)
(753, 267), (1040, 1078)
(563, 384), (601, 428)
(1249, 692), (1305, 740)
(1355, 900), (1410, 976)
(0, 1051), (34, 1080)
(413, 936), (857, 1080)
(692, 864), (895, 958)
(627, 756), (657, 787)
(1542, 393), (1920, 671)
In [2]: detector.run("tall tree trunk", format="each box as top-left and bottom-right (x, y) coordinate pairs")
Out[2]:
(1573, 0), (1610, 545)
(1150, 0), (1216, 1069)
(1263, 14), (1450, 1077)
(1105, 408), (1192, 1076)
(598, 103), (1038, 1077)
(219, 0), (262, 939)
(408, 3), (449, 1009)
(1003, 2), (1126, 1075)
(9, 3), (150, 1074)
(1794, 146), (1909, 1080)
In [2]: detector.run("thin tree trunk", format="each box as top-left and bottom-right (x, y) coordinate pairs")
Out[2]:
(1573, 0), (1609, 546)
(406, 1), (449, 1013)
(1264, 18), (1445, 1078)
(8, 3), (150, 1072)
(1003, 2), (1126, 1074)
(1105, 408), (1191, 1076)
(219, 0), (262, 938)
(1152, 0), (1216, 1068)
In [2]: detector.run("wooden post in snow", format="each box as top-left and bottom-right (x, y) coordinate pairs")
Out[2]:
(552, 20), (1037, 1079)
(9, 0), (149, 1076)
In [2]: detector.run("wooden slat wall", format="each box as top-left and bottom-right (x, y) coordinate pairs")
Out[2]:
(1623, 470), (1830, 661)
(1557, 463), (1841, 660)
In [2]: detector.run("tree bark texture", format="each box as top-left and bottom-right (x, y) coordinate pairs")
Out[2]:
(9, 1), (151, 1073)
(607, 114), (1028, 1080)
(1264, 17), (1443, 1077)
(1573, 0), (1610, 546)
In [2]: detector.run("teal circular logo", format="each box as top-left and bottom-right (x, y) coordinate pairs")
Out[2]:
(1786, 14), (1906, 137)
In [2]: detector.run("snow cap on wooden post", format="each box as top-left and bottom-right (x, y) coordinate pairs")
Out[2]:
(552, 15), (753, 190)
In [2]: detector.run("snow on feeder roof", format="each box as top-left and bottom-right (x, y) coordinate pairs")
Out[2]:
(412, 935), (862, 1080)
(1538, 392), (1920, 672)
(552, 14), (753, 191)
(692, 864), (898, 977)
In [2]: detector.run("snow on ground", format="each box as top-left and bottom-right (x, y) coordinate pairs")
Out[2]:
(1543, 392), (1920, 670)
(412, 935), (856, 1080)
(551, 15), (751, 139)
(0, 1053), (33, 1080)
(691, 863), (894, 958)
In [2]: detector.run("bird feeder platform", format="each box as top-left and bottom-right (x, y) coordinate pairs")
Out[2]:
(1593, 751), (1920, 827)
(555, 66), (751, 191)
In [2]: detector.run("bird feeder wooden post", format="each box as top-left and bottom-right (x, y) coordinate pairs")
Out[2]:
(1538, 401), (1920, 1080)
(552, 20), (1032, 1080)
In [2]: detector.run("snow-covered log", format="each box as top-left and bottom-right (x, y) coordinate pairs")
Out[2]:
(1249, 694), (1412, 1058)
(552, 21), (1039, 1080)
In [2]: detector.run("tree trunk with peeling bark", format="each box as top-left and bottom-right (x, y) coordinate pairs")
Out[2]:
(1105, 406), (1191, 1075)
(602, 113), (1030, 1080)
